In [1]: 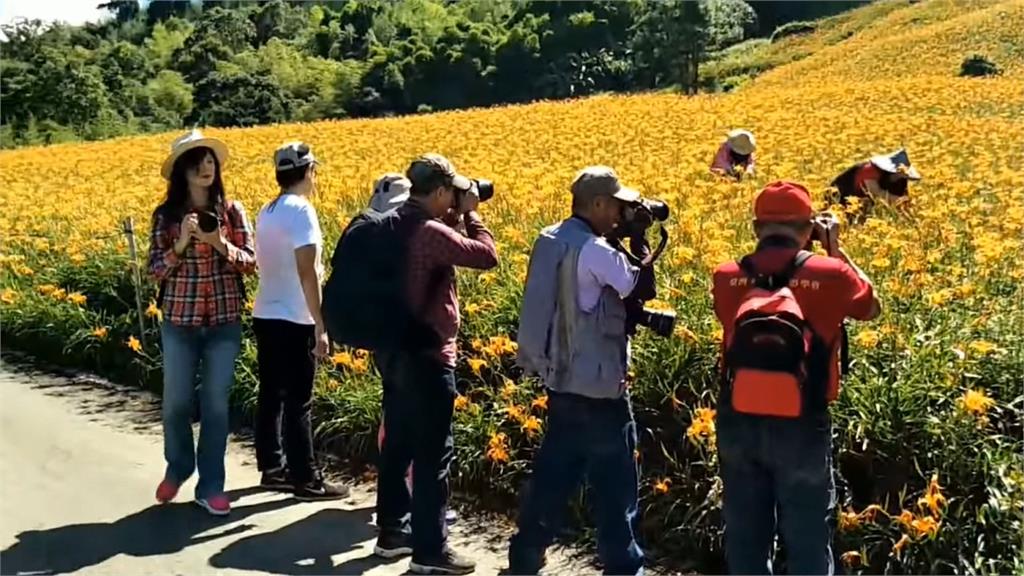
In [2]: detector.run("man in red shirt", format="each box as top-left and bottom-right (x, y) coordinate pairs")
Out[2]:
(373, 154), (498, 575)
(711, 181), (881, 575)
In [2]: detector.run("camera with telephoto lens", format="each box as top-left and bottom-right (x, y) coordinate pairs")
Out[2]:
(612, 196), (675, 338)
(196, 210), (220, 234)
(632, 304), (677, 338)
(472, 178), (494, 202)
(618, 198), (670, 238)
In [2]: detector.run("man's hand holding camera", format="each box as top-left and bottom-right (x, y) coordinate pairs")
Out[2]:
(812, 212), (840, 257)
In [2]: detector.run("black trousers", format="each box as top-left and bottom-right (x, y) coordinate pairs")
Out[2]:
(253, 318), (318, 483)
(375, 349), (456, 557)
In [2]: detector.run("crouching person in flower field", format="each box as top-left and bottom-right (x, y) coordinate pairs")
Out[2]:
(711, 181), (881, 575)
(148, 130), (256, 516)
(509, 166), (650, 576)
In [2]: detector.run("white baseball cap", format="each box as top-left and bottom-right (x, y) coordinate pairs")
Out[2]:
(370, 173), (412, 212)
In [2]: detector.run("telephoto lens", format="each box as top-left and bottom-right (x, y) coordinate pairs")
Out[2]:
(473, 178), (494, 202)
(643, 199), (670, 222)
(641, 307), (677, 338)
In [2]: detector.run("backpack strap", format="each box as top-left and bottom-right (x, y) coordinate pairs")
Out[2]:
(738, 250), (813, 291)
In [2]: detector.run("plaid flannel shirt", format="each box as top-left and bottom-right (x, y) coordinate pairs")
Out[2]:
(147, 201), (256, 327)
(402, 202), (499, 367)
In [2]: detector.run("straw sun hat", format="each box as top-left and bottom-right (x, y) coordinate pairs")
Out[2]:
(160, 129), (229, 180)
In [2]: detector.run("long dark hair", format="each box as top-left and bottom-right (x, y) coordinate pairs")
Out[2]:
(155, 146), (226, 221)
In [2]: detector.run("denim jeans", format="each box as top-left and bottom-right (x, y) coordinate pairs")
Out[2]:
(253, 318), (317, 483)
(160, 321), (242, 499)
(375, 350), (456, 558)
(509, 390), (644, 576)
(717, 409), (836, 575)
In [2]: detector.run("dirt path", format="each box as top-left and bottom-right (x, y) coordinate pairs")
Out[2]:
(0, 358), (588, 575)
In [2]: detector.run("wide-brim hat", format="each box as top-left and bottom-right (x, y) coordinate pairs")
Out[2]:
(727, 129), (756, 156)
(869, 148), (921, 180)
(161, 129), (229, 180)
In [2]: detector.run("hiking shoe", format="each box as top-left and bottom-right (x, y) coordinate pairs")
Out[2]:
(260, 467), (292, 491)
(196, 494), (231, 516)
(410, 547), (476, 575)
(295, 477), (350, 501)
(155, 478), (179, 503)
(446, 508), (458, 524)
(373, 530), (413, 559)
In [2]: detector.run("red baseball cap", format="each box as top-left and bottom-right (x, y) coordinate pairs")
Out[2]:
(754, 181), (813, 222)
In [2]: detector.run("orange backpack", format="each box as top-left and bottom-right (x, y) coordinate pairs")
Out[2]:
(723, 251), (829, 418)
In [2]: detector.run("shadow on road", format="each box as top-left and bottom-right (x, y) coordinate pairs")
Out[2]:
(0, 487), (290, 575)
(208, 506), (392, 575)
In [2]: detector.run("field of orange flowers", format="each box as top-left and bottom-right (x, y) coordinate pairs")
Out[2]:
(2, 0), (1022, 573)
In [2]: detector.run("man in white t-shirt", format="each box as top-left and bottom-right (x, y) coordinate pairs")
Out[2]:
(509, 166), (648, 576)
(252, 142), (348, 501)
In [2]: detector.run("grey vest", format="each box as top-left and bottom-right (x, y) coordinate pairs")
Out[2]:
(516, 217), (630, 399)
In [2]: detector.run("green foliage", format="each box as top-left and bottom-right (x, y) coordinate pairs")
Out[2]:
(960, 54), (1001, 77)
(191, 71), (288, 127)
(144, 19), (193, 67)
(0, 0), (869, 147)
(770, 20), (817, 43)
(136, 70), (194, 129)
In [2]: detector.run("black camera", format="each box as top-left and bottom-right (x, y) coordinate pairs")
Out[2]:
(197, 211), (220, 234)
(472, 178), (494, 202)
(619, 198), (669, 238)
(632, 305), (677, 338)
(611, 196), (676, 339)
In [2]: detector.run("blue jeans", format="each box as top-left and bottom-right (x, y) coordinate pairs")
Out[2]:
(717, 409), (836, 575)
(509, 391), (644, 576)
(160, 321), (242, 499)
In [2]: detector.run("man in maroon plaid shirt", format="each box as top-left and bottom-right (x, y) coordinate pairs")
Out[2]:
(372, 154), (498, 575)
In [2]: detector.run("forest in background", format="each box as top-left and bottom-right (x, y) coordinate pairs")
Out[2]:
(0, 0), (865, 148)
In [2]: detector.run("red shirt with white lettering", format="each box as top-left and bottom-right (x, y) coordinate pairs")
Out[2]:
(712, 246), (875, 401)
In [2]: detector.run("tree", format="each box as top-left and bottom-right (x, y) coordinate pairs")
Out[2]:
(134, 69), (193, 129)
(190, 71), (288, 127)
(145, 0), (193, 24)
(97, 0), (140, 24)
(174, 7), (255, 83)
(703, 0), (756, 52)
(631, 0), (709, 93)
(252, 0), (306, 46)
(144, 18), (193, 68)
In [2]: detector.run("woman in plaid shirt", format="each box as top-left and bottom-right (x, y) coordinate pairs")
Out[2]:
(147, 130), (256, 516)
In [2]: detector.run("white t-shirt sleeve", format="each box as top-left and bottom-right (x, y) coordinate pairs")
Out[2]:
(578, 237), (639, 310)
(290, 203), (321, 249)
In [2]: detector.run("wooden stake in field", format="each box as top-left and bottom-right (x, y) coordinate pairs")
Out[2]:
(122, 217), (148, 349)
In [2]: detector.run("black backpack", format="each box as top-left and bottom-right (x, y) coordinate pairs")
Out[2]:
(321, 208), (440, 352)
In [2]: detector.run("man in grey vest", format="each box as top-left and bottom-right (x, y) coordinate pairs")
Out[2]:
(508, 166), (648, 576)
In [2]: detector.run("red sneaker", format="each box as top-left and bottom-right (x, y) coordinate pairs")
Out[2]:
(155, 478), (179, 503)
(196, 494), (231, 516)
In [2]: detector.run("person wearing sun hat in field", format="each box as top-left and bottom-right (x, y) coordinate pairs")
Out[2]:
(831, 148), (922, 212)
(711, 129), (757, 180)
(148, 129), (256, 516)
